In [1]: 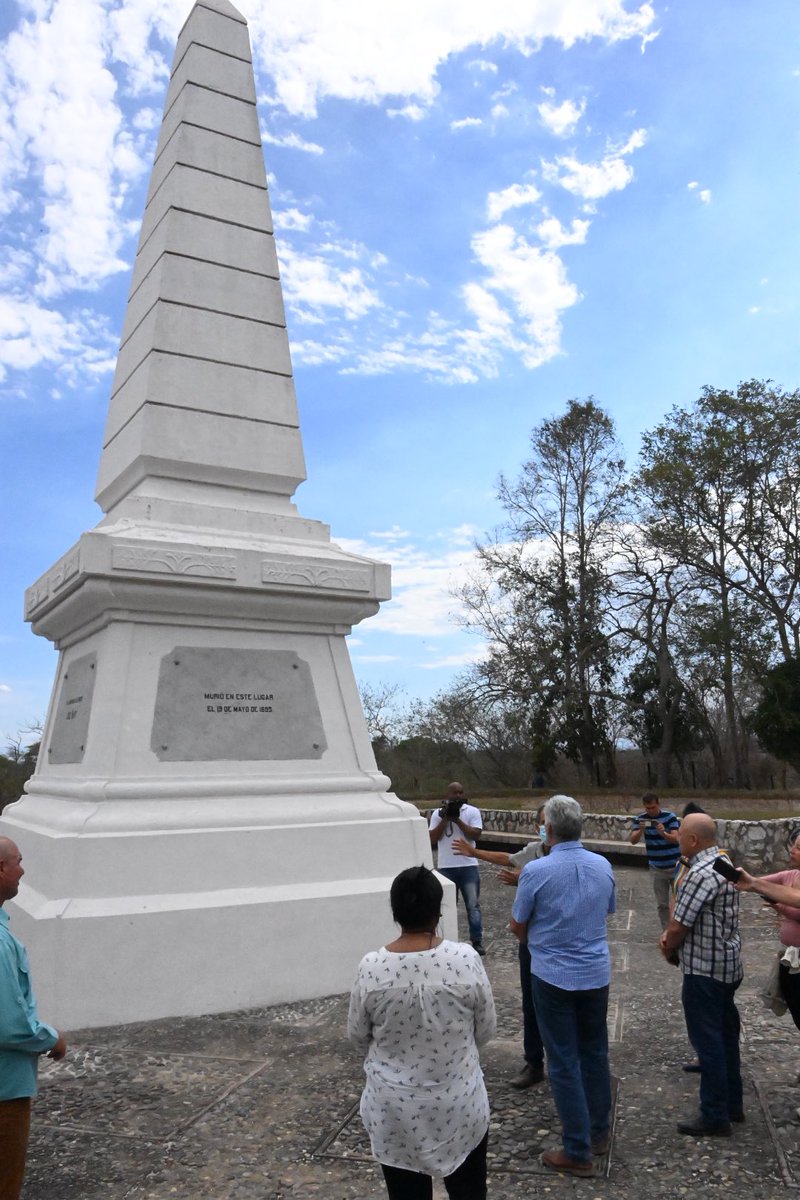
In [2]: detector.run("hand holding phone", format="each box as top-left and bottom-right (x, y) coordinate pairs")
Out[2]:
(713, 856), (742, 883)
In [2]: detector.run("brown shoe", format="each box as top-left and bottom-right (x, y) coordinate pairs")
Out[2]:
(510, 1062), (545, 1089)
(541, 1149), (594, 1177)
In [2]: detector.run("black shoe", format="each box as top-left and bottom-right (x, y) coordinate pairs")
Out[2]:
(677, 1114), (732, 1137)
(730, 1111), (745, 1124)
(510, 1062), (545, 1089)
(682, 1060), (701, 1073)
(472, 942), (486, 956)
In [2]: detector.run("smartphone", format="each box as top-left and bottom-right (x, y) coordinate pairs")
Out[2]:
(713, 856), (741, 883)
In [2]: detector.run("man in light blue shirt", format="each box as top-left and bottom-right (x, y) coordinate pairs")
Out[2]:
(511, 795), (615, 1178)
(0, 837), (66, 1200)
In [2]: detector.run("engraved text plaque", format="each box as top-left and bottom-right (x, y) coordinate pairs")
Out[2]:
(151, 647), (327, 761)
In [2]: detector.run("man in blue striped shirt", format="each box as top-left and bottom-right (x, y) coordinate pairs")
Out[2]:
(511, 795), (616, 1177)
(629, 793), (680, 928)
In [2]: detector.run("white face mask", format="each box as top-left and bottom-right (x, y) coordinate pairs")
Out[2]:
(539, 824), (548, 844)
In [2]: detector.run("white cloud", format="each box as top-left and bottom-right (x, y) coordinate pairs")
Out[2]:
(262, 129), (324, 155)
(535, 216), (591, 248)
(421, 649), (488, 670)
(278, 245), (381, 322)
(487, 182), (542, 223)
(542, 128), (647, 206)
(688, 180), (711, 203)
(273, 207), (314, 232)
(468, 223), (581, 367)
(387, 104), (427, 121)
(0, 0), (154, 294)
(451, 116), (483, 130)
(468, 59), (499, 73)
(491, 102), (510, 119)
(251, 3), (657, 117)
(0, 296), (117, 385)
(538, 95), (586, 136)
(370, 526), (412, 541)
(289, 338), (351, 366)
(0, 684), (11, 693)
(340, 532), (480, 637)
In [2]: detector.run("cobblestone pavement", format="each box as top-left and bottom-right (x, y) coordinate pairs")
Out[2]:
(25, 864), (799, 1199)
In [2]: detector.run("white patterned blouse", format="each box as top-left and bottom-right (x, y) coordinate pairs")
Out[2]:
(347, 939), (497, 1178)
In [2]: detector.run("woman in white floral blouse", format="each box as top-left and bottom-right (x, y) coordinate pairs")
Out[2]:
(348, 865), (497, 1200)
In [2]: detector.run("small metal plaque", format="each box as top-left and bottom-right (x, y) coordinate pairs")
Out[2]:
(151, 647), (327, 761)
(48, 653), (97, 764)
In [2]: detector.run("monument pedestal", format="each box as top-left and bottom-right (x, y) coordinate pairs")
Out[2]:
(6, 517), (448, 1029)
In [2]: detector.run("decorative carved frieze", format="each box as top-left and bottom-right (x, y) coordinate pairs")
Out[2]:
(260, 561), (371, 592)
(112, 547), (237, 579)
(51, 550), (80, 593)
(25, 548), (82, 617)
(24, 578), (50, 618)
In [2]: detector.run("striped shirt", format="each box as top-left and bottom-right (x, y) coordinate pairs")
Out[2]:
(512, 841), (616, 991)
(632, 809), (681, 871)
(673, 846), (742, 983)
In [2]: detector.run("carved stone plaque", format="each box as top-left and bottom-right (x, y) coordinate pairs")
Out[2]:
(48, 653), (97, 764)
(151, 647), (327, 762)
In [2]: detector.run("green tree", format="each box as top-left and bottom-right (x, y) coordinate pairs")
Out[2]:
(636, 381), (798, 786)
(457, 398), (627, 784)
(750, 659), (800, 775)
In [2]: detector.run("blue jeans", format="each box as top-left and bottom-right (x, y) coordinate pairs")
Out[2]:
(682, 974), (742, 1124)
(531, 974), (611, 1162)
(438, 866), (483, 945)
(518, 943), (544, 1067)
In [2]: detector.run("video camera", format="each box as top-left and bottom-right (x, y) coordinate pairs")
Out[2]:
(443, 797), (466, 820)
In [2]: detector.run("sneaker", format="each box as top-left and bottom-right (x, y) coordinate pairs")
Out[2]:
(591, 1134), (610, 1155)
(472, 942), (486, 956)
(510, 1062), (545, 1089)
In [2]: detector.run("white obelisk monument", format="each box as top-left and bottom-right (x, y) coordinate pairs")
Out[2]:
(1, 0), (448, 1028)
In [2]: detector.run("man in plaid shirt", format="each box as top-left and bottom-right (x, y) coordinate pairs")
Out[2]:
(659, 813), (743, 1137)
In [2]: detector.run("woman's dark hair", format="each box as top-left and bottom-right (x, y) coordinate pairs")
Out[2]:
(390, 866), (442, 931)
(787, 826), (800, 848)
(682, 802), (706, 817)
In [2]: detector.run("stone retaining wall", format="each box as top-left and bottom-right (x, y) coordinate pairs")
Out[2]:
(422, 808), (798, 872)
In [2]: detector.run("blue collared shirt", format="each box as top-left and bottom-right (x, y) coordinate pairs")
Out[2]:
(512, 841), (616, 991)
(0, 908), (57, 1099)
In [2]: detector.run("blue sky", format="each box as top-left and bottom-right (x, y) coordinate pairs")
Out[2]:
(2, 0), (800, 743)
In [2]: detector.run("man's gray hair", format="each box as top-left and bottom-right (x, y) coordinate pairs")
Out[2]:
(544, 794), (583, 841)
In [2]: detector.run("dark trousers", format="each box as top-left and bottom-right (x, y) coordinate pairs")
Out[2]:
(682, 974), (743, 1124)
(0, 1097), (31, 1200)
(530, 975), (611, 1162)
(380, 1131), (488, 1200)
(779, 962), (800, 1031)
(518, 942), (544, 1067)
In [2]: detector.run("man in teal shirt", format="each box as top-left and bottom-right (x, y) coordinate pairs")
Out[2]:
(0, 837), (66, 1200)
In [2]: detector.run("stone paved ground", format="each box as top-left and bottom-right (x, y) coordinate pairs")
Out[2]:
(24, 864), (799, 1199)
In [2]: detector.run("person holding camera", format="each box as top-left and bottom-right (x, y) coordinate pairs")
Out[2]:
(629, 792), (680, 928)
(429, 783), (485, 955)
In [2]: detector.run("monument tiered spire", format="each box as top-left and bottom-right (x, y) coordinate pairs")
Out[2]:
(97, 0), (305, 526)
